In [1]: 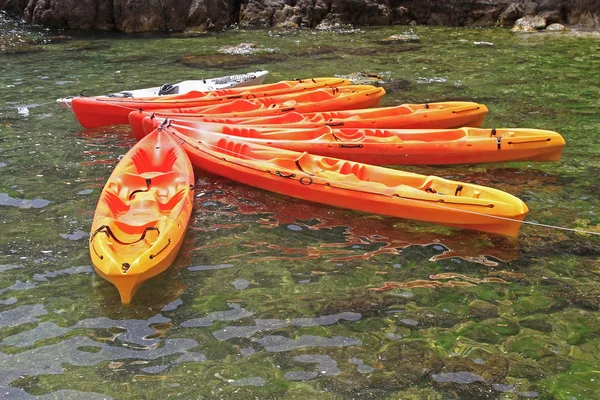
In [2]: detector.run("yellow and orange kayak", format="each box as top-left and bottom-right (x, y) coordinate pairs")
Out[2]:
(162, 120), (565, 165)
(71, 77), (351, 128)
(166, 126), (528, 236)
(128, 101), (485, 141)
(89, 129), (194, 303)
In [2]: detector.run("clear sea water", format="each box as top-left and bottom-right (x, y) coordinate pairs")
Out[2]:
(1, 14), (599, 399)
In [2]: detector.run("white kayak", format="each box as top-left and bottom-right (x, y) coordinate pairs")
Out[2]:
(56, 70), (269, 110)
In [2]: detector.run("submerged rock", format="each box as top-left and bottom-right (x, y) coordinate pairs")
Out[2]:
(0, 34), (42, 55)
(218, 43), (262, 55)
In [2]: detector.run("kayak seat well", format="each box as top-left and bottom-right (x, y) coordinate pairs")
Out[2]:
(294, 153), (369, 181)
(215, 138), (255, 160)
(221, 126), (261, 138)
(106, 173), (151, 201)
(131, 147), (178, 174)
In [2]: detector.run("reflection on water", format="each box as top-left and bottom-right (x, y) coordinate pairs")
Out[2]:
(1, 14), (599, 399)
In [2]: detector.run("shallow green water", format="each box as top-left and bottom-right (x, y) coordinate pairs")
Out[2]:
(1, 14), (600, 399)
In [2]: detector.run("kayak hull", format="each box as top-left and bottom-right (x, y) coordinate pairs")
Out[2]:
(128, 101), (487, 141)
(57, 70), (269, 109)
(89, 129), (194, 303)
(166, 122), (566, 165)
(167, 127), (528, 237)
(71, 78), (352, 128)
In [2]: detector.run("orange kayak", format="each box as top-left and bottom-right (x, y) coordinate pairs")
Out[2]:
(89, 129), (195, 303)
(128, 100), (481, 141)
(71, 77), (351, 128)
(166, 126), (528, 236)
(163, 120), (565, 165)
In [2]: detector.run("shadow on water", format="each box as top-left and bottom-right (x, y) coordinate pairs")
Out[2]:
(189, 174), (521, 267)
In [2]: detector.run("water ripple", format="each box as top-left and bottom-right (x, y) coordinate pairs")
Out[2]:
(1, 322), (69, 348)
(32, 265), (93, 282)
(0, 193), (51, 209)
(74, 314), (170, 347)
(252, 335), (362, 352)
(213, 311), (362, 341)
(0, 304), (47, 328)
(0, 336), (197, 397)
(181, 303), (253, 328)
(293, 354), (341, 375)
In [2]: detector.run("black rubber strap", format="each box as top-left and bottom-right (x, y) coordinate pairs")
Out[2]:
(92, 225), (159, 245)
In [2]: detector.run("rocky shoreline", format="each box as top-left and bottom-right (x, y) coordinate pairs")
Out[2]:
(0, 0), (598, 33)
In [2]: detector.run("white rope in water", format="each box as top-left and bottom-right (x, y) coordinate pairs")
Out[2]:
(163, 123), (600, 237)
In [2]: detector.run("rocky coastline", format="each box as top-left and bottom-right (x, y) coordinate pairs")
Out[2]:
(0, 0), (598, 33)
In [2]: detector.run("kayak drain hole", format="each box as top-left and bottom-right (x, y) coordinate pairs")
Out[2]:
(122, 263), (131, 273)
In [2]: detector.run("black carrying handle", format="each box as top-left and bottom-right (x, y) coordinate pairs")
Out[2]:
(91, 225), (159, 245)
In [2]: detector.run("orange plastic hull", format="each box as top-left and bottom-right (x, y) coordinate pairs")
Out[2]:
(89, 129), (194, 303)
(71, 77), (351, 128)
(166, 127), (528, 237)
(164, 122), (566, 165)
(128, 101), (484, 141)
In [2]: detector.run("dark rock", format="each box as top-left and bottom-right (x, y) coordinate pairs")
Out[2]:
(497, 3), (526, 27)
(1, 0), (599, 32)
